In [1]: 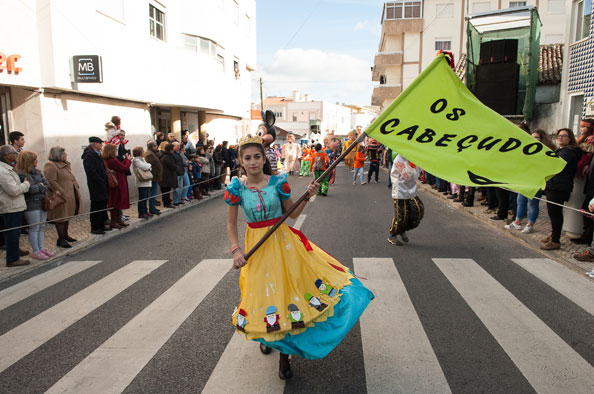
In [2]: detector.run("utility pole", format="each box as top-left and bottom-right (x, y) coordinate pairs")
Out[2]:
(259, 78), (264, 112)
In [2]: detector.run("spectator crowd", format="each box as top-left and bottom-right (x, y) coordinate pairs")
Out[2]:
(0, 116), (239, 267)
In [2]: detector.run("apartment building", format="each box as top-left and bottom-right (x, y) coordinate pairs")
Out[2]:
(0, 0), (256, 206)
(252, 91), (353, 141)
(371, 0), (569, 109)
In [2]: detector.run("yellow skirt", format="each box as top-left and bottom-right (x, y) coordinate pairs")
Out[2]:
(232, 219), (354, 343)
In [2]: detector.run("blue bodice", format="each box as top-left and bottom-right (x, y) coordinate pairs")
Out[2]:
(224, 173), (291, 223)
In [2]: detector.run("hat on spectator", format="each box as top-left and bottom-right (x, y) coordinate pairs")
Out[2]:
(89, 136), (104, 143)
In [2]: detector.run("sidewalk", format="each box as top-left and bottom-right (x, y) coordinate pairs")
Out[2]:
(0, 189), (226, 282)
(420, 183), (594, 280)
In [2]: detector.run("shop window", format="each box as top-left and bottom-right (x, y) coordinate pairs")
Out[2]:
(149, 4), (165, 41)
(575, 0), (592, 42)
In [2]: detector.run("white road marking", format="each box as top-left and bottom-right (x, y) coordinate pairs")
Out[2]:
(356, 258), (451, 394)
(0, 261), (101, 312)
(434, 258), (594, 394)
(201, 333), (285, 394)
(293, 214), (306, 231)
(309, 194), (316, 203)
(0, 260), (165, 373)
(47, 259), (230, 394)
(512, 258), (594, 316)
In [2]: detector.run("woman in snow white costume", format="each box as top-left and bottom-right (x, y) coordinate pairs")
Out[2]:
(225, 112), (374, 379)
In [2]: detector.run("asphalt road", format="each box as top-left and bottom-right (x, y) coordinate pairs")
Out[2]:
(0, 165), (593, 394)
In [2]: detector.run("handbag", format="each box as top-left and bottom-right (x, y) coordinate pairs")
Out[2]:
(133, 161), (153, 182)
(42, 191), (66, 211)
(104, 161), (118, 188)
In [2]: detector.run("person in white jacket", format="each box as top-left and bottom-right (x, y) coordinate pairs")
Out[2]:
(387, 154), (424, 245)
(132, 146), (153, 219)
(0, 145), (31, 266)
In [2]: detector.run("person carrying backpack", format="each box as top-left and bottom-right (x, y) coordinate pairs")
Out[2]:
(311, 143), (329, 196)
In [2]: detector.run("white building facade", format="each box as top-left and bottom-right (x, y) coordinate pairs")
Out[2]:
(0, 0), (256, 207)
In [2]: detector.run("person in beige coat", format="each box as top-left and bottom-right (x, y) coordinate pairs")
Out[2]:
(43, 146), (81, 248)
(0, 145), (30, 266)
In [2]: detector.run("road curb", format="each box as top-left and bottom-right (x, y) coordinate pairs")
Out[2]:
(0, 189), (226, 284)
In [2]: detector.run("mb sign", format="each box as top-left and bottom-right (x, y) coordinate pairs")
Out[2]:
(71, 55), (102, 83)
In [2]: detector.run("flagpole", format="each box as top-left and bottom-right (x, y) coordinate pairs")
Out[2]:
(244, 131), (367, 260)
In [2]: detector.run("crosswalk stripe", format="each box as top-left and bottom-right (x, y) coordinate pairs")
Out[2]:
(46, 259), (229, 394)
(201, 331), (285, 394)
(355, 258), (451, 394)
(0, 261), (102, 312)
(512, 258), (594, 316)
(0, 260), (165, 374)
(293, 214), (306, 231)
(434, 258), (594, 394)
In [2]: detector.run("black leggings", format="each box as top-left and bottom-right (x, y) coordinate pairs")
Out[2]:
(546, 189), (571, 243)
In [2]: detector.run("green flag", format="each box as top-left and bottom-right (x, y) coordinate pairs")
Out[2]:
(366, 54), (566, 198)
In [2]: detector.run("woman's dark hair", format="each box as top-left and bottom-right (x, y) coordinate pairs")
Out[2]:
(164, 143), (174, 152)
(531, 129), (555, 150)
(238, 143), (272, 176)
(315, 143), (322, 151)
(518, 121), (530, 133)
(556, 128), (577, 147)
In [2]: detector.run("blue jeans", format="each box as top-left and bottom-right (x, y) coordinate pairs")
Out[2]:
(174, 175), (184, 204)
(387, 161), (393, 186)
(182, 172), (190, 199)
(23, 210), (46, 253)
(353, 167), (364, 183)
(2, 211), (22, 264)
(516, 191), (542, 223)
(148, 182), (159, 213)
(138, 187), (150, 215)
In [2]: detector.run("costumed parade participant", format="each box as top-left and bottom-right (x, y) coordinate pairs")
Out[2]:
(281, 134), (300, 175)
(342, 130), (358, 171)
(388, 154), (424, 245)
(299, 143), (312, 177)
(311, 143), (330, 196)
(225, 132), (374, 379)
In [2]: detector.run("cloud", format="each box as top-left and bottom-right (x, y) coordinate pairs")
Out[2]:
(354, 21), (367, 31)
(257, 48), (374, 105)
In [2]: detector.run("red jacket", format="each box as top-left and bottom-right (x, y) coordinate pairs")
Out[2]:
(106, 157), (131, 210)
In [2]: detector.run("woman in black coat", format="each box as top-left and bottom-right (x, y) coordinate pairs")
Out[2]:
(541, 128), (582, 250)
(159, 143), (178, 208)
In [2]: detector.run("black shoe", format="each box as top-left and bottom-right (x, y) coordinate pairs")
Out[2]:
(489, 215), (506, 221)
(462, 201), (474, 207)
(259, 343), (272, 355)
(570, 238), (590, 245)
(57, 240), (72, 248)
(279, 356), (292, 380)
(150, 210), (161, 215)
(65, 236), (77, 242)
(102, 226), (114, 231)
(447, 194), (457, 199)
(91, 229), (105, 235)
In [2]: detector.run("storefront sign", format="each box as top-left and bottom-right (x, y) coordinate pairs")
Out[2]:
(71, 55), (102, 83)
(0, 53), (22, 74)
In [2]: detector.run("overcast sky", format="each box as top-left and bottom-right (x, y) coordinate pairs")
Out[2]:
(253, 0), (387, 106)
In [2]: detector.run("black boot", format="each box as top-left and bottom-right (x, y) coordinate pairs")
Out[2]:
(278, 353), (292, 380)
(64, 221), (77, 242)
(55, 223), (71, 248)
